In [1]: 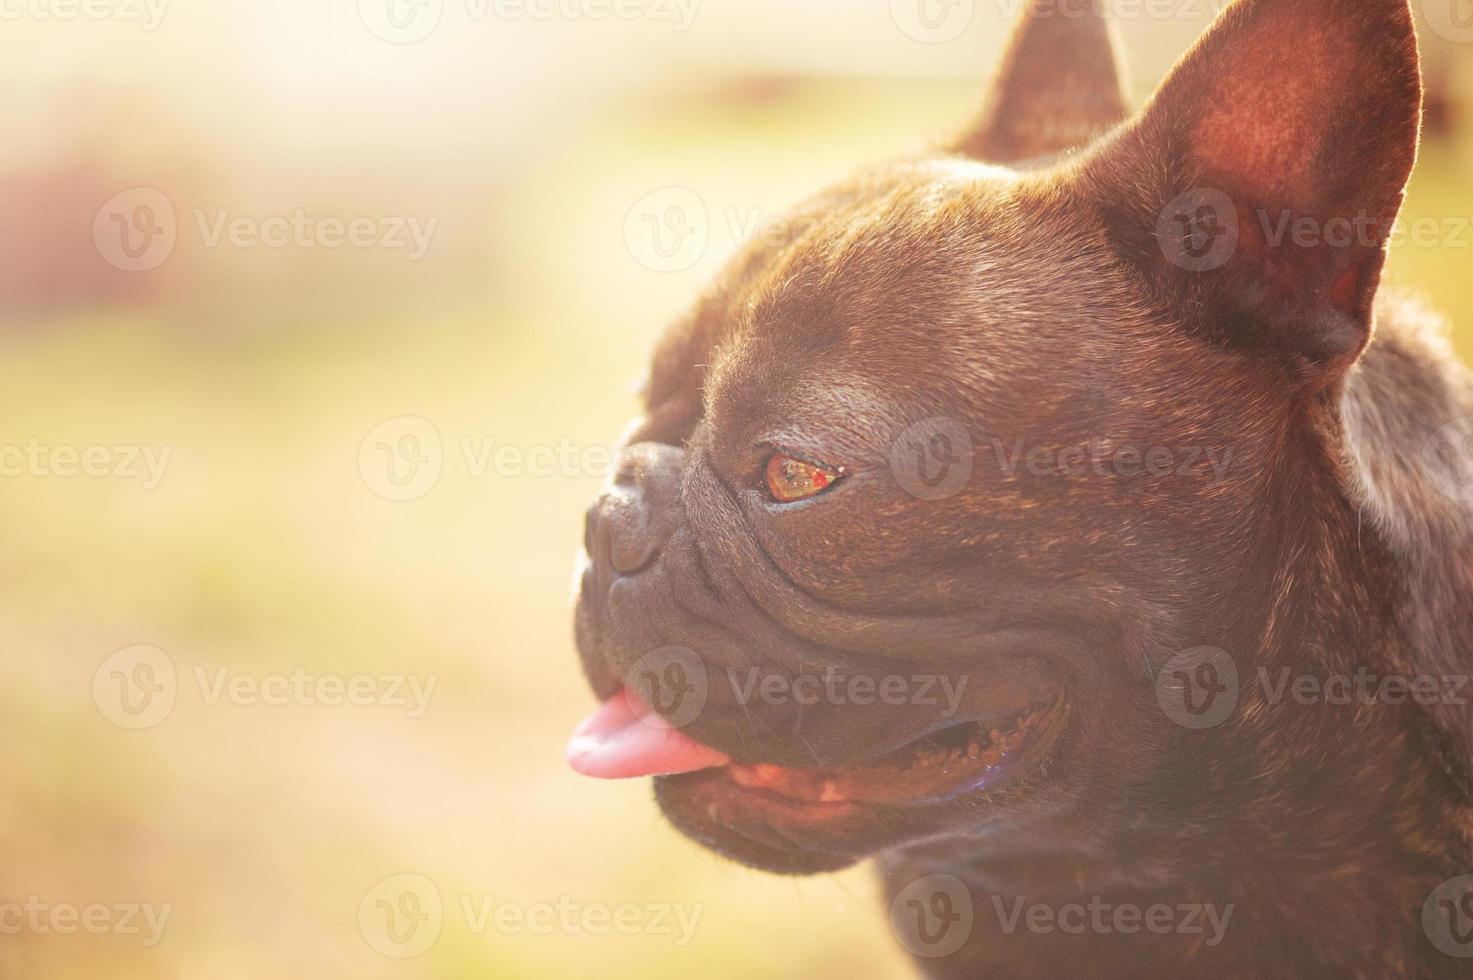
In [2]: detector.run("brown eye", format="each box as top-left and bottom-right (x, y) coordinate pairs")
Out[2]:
(765, 454), (842, 503)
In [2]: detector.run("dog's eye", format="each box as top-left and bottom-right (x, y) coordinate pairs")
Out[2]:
(765, 454), (842, 503)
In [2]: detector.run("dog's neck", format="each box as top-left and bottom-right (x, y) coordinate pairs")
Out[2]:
(1342, 297), (1473, 784)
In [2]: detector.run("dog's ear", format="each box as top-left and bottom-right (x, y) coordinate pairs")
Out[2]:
(1078, 0), (1422, 384)
(954, 0), (1128, 163)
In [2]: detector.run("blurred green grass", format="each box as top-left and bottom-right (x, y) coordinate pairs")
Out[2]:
(0, 76), (1468, 979)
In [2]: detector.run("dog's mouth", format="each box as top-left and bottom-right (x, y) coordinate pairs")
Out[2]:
(725, 697), (1066, 806)
(567, 687), (1067, 808)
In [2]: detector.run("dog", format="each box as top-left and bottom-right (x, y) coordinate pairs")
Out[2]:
(569, 0), (1473, 975)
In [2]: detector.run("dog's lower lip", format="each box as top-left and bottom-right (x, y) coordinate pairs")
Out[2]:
(715, 697), (1067, 808)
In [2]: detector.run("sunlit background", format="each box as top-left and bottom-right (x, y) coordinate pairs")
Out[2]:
(1, 0), (1469, 976)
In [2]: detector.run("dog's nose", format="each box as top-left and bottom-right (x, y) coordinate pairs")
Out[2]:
(585, 443), (685, 579)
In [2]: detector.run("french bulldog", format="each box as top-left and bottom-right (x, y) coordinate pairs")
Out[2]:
(569, 0), (1473, 975)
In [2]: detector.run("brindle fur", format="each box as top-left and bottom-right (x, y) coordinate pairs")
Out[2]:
(575, 0), (1473, 975)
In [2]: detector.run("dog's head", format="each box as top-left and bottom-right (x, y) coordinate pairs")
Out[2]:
(570, 0), (1423, 875)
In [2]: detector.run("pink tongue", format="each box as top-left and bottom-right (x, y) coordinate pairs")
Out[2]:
(566, 688), (730, 779)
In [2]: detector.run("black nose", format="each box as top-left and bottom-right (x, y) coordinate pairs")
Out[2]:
(584, 443), (685, 581)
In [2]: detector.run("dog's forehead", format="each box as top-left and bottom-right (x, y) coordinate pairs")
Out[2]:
(732, 158), (1022, 339)
(693, 157), (1123, 405)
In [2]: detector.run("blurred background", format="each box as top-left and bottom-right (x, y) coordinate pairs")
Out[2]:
(0, 0), (1468, 976)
